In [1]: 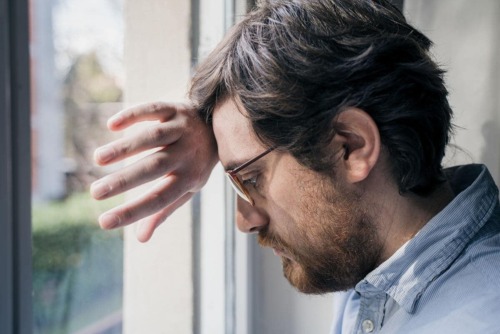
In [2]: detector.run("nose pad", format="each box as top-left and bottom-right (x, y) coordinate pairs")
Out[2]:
(236, 196), (269, 233)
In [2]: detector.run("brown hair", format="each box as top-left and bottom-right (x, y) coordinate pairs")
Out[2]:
(190, 0), (453, 195)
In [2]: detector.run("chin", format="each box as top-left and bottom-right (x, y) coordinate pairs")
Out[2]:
(282, 259), (325, 294)
(282, 257), (359, 294)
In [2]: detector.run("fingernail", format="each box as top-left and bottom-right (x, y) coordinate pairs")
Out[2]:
(99, 213), (121, 229)
(91, 181), (112, 199)
(95, 146), (115, 163)
(108, 114), (123, 127)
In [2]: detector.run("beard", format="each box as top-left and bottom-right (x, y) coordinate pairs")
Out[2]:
(257, 177), (382, 294)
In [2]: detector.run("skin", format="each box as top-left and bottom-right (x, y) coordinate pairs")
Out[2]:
(213, 97), (455, 293)
(90, 102), (218, 242)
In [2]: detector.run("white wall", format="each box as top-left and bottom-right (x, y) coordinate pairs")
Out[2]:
(123, 1), (194, 333)
(251, 245), (334, 334)
(405, 0), (500, 182)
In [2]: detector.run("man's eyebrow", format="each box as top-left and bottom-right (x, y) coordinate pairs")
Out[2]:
(224, 158), (249, 172)
(225, 147), (275, 172)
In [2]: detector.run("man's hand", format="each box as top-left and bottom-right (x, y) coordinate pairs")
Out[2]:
(90, 102), (218, 242)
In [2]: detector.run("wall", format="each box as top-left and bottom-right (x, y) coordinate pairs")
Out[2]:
(405, 0), (500, 182)
(252, 245), (334, 334)
(122, 0), (194, 333)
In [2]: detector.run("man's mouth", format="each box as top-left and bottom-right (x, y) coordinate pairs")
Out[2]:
(272, 247), (294, 261)
(258, 231), (294, 260)
(272, 247), (283, 256)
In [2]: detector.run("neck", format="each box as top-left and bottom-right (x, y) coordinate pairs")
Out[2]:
(369, 178), (455, 265)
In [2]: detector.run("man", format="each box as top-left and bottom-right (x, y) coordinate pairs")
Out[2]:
(91, 0), (500, 332)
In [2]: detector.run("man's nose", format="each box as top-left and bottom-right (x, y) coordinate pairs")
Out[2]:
(236, 196), (269, 233)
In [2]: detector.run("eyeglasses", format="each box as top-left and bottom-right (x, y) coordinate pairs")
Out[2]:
(225, 147), (275, 206)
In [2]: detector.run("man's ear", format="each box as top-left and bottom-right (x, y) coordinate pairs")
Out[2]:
(334, 108), (381, 184)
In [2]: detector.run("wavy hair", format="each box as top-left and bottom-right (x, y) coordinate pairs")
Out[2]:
(190, 0), (453, 195)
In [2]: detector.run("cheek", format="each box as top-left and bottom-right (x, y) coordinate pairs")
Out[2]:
(263, 155), (325, 242)
(265, 158), (309, 215)
(265, 171), (303, 235)
(266, 182), (323, 249)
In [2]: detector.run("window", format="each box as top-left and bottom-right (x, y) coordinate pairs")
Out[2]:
(30, 0), (125, 333)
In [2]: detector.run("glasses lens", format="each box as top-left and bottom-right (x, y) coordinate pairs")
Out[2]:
(226, 173), (253, 205)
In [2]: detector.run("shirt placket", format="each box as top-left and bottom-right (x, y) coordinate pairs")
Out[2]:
(354, 283), (387, 334)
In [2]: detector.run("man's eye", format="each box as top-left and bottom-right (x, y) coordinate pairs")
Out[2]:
(242, 174), (259, 188)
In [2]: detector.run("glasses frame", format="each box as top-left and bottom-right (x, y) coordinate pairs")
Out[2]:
(225, 147), (275, 206)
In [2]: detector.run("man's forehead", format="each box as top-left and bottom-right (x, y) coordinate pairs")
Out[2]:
(213, 98), (266, 167)
(213, 98), (249, 136)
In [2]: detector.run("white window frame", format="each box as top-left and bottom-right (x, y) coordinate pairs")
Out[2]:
(196, 1), (254, 333)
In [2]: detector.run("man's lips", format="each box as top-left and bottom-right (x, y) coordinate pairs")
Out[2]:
(272, 247), (294, 260)
(273, 248), (283, 256)
(259, 233), (294, 260)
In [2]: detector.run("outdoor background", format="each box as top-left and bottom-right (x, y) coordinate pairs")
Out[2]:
(31, 0), (125, 333)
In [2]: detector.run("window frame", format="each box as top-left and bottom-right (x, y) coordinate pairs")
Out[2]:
(0, 0), (32, 333)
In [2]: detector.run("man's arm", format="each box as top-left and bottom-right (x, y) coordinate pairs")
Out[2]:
(90, 101), (218, 242)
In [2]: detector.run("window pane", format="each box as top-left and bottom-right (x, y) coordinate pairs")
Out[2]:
(30, 0), (125, 333)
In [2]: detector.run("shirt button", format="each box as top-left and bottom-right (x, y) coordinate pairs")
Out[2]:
(362, 319), (374, 333)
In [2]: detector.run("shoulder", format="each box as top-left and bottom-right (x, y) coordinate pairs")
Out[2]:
(408, 218), (500, 331)
(461, 207), (500, 290)
(392, 211), (500, 332)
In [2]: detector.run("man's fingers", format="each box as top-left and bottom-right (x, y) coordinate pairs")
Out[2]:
(92, 100), (216, 241)
(98, 174), (188, 229)
(107, 102), (184, 131)
(94, 122), (183, 165)
(135, 192), (194, 243)
(91, 148), (180, 200)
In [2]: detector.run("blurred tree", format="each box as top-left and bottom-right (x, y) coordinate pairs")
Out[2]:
(63, 52), (122, 194)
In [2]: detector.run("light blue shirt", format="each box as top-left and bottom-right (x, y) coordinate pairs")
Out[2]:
(330, 164), (500, 334)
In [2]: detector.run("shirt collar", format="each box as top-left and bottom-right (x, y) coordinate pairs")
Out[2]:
(355, 164), (499, 313)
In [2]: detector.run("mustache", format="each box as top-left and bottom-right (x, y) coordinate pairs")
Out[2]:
(258, 227), (289, 252)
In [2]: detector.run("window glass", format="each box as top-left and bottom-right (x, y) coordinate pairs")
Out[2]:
(30, 0), (125, 333)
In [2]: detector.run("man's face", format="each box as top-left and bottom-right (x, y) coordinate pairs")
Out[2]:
(213, 98), (382, 293)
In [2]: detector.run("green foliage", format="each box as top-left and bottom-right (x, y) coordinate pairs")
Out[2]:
(32, 192), (121, 229)
(33, 193), (124, 334)
(33, 223), (94, 272)
(32, 192), (122, 272)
